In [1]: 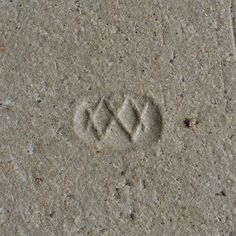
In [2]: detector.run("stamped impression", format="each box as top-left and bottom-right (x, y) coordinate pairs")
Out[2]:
(74, 92), (162, 151)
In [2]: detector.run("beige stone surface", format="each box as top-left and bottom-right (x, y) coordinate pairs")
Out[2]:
(0, 0), (236, 235)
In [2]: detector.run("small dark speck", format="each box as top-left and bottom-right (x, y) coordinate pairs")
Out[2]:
(35, 177), (44, 183)
(170, 51), (176, 63)
(125, 179), (132, 186)
(66, 194), (73, 199)
(49, 211), (55, 217)
(184, 118), (198, 128)
(129, 213), (135, 220)
(215, 190), (227, 197)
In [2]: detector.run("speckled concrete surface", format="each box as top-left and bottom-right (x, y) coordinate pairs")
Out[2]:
(0, 0), (236, 235)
